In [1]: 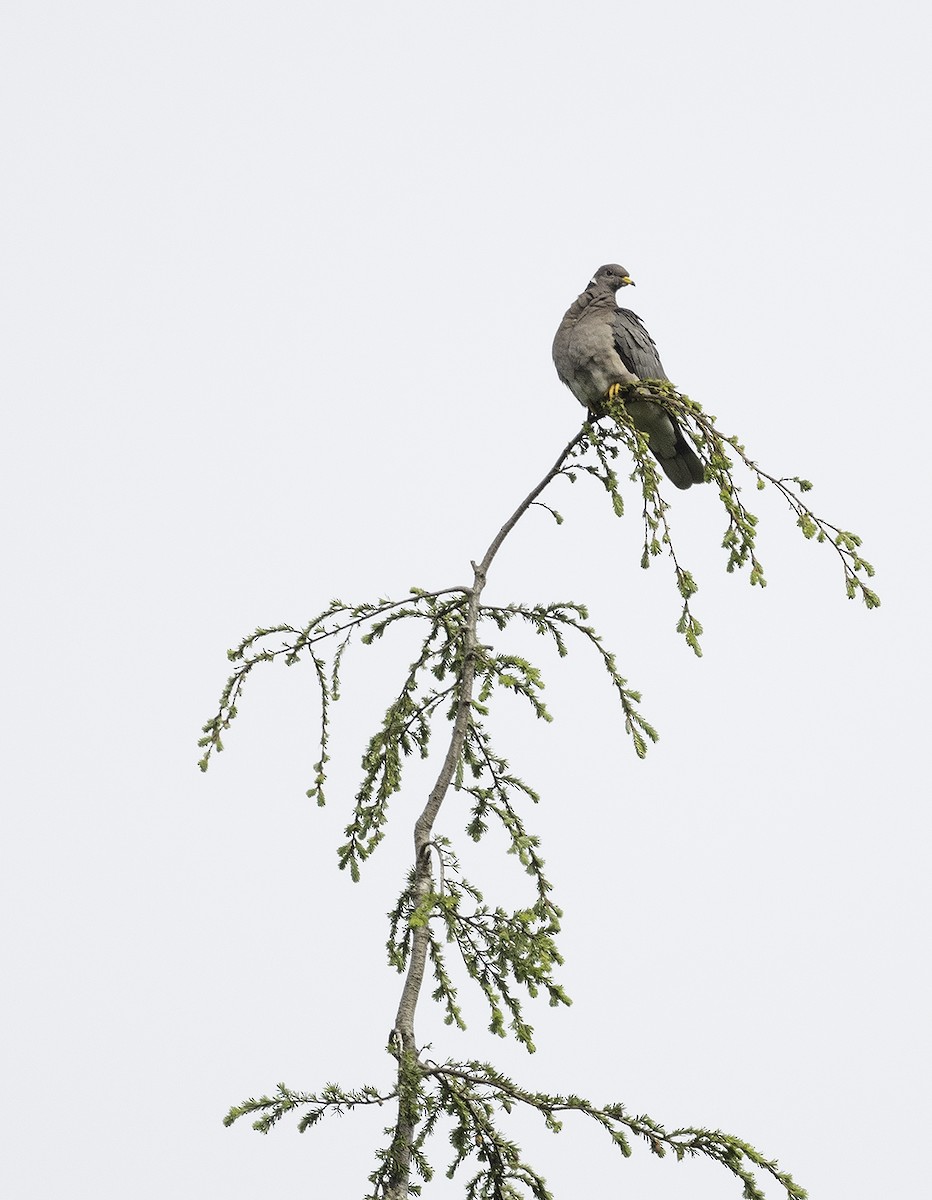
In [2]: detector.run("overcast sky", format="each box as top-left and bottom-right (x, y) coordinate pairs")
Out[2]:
(3, 3), (929, 1198)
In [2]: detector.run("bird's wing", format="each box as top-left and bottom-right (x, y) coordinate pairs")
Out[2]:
(613, 307), (667, 380)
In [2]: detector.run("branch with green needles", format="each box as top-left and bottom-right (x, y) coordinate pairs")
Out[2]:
(203, 393), (877, 1198)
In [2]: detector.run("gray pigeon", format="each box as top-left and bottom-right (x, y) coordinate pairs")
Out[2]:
(553, 264), (705, 490)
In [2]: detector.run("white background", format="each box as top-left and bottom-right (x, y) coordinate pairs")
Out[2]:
(2, 3), (929, 1197)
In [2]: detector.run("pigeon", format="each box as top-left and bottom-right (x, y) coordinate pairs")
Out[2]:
(553, 264), (705, 489)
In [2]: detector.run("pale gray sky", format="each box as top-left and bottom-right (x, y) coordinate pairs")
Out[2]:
(2, 3), (929, 1198)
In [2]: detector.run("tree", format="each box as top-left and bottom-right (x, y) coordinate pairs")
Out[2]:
(199, 382), (878, 1199)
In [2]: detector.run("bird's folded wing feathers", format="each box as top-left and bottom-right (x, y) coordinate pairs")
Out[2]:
(613, 308), (667, 380)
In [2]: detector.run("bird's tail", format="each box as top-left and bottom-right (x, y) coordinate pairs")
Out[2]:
(624, 399), (705, 491)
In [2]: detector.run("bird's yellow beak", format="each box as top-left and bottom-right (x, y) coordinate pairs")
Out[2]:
(621, 275), (635, 287)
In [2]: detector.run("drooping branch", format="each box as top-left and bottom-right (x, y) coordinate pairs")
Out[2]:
(609, 382), (880, 610)
(223, 1061), (807, 1200)
(425, 1060), (808, 1200)
(197, 588), (471, 780)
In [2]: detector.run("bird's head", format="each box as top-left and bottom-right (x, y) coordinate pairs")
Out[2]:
(590, 264), (635, 292)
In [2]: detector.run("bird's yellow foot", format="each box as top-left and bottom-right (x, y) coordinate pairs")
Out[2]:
(606, 382), (625, 403)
